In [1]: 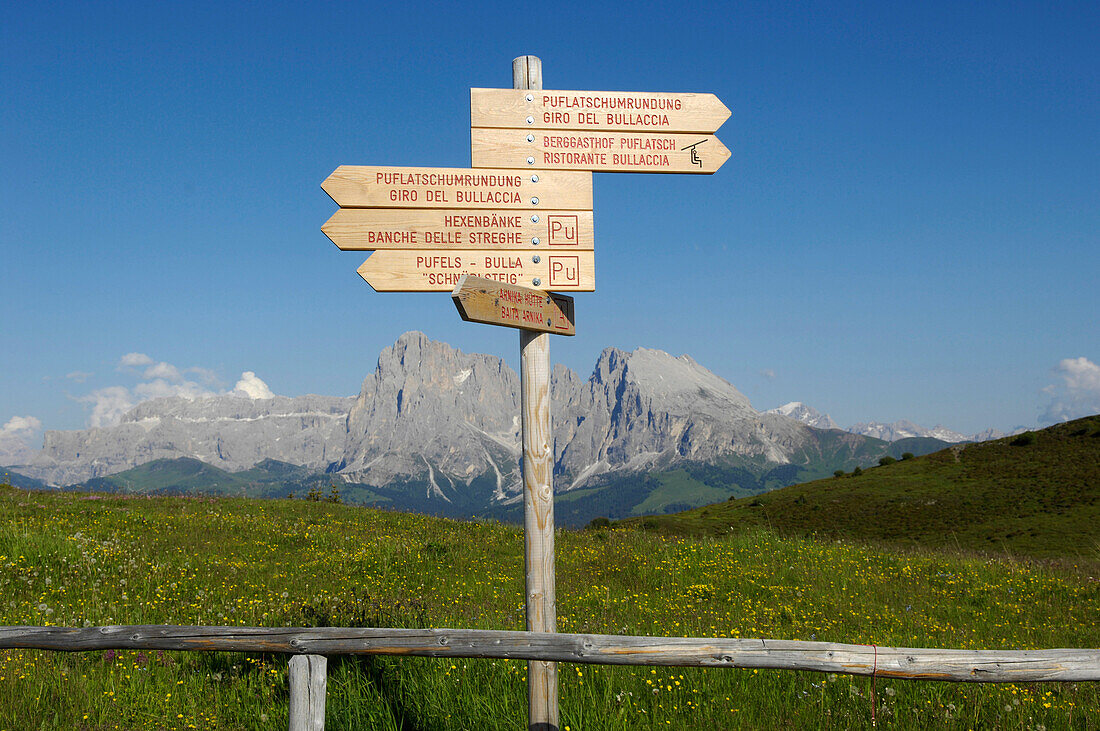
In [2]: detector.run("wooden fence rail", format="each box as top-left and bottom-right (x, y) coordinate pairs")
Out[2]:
(3, 625), (1098, 683)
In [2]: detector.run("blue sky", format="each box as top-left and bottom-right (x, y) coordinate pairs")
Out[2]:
(2, 0), (1098, 451)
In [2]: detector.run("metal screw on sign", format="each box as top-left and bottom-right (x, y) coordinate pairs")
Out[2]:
(531, 174), (539, 183)
(526, 94), (533, 101)
(531, 197), (539, 205)
(527, 157), (534, 165)
(532, 255), (540, 263)
(531, 237), (540, 245)
(532, 277), (541, 286)
(526, 116), (534, 124)
(531, 215), (539, 223)
(527, 134), (534, 142)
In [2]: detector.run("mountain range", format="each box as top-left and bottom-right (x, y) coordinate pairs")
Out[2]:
(7, 332), (967, 523)
(763, 401), (1021, 443)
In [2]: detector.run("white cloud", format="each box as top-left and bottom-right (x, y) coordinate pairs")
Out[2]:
(134, 378), (216, 401)
(188, 367), (221, 386)
(69, 354), (279, 427)
(1058, 357), (1100, 392)
(233, 372), (275, 400)
(2, 416), (43, 436)
(1041, 356), (1100, 423)
(79, 375), (219, 428)
(66, 371), (93, 383)
(0, 416), (43, 466)
(78, 387), (136, 428)
(143, 362), (183, 382)
(118, 353), (154, 370)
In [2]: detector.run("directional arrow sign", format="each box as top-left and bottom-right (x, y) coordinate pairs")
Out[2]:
(357, 250), (595, 292)
(321, 166), (592, 209)
(323, 209), (594, 250)
(452, 275), (575, 335)
(471, 89), (730, 133)
(471, 129), (730, 174)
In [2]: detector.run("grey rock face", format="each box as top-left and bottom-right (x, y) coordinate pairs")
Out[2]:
(969, 426), (1028, 442)
(847, 419), (968, 443)
(24, 332), (900, 501)
(553, 347), (816, 488)
(765, 402), (841, 430)
(339, 332), (521, 498)
(26, 394), (353, 485)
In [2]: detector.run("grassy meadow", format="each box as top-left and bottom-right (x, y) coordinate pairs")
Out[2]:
(0, 484), (1097, 729)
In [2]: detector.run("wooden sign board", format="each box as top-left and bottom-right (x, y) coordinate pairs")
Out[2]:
(471, 129), (730, 174)
(471, 89), (730, 133)
(452, 275), (575, 336)
(358, 250), (595, 292)
(323, 208), (594, 250)
(322, 166), (592, 209)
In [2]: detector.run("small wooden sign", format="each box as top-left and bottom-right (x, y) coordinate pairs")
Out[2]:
(471, 129), (730, 174)
(452, 275), (575, 335)
(322, 166), (592, 209)
(357, 250), (595, 292)
(471, 89), (730, 133)
(323, 208), (594, 250)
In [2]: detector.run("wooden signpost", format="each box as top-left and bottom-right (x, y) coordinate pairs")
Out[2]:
(357, 250), (594, 292)
(471, 128), (731, 173)
(470, 88), (731, 133)
(471, 85), (731, 174)
(321, 165), (592, 209)
(453, 275), (575, 336)
(321, 164), (596, 297)
(323, 209), (594, 250)
(321, 53), (729, 731)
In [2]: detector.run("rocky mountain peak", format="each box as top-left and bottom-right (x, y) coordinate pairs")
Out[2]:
(340, 332), (521, 493)
(766, 401), (841, 430)
(593, 345), (754, 417)
(553, 344), (797, 485)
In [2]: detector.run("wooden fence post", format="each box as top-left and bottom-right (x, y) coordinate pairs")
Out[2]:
(515, 54), (559, 731)
(289, 654), (327, 731)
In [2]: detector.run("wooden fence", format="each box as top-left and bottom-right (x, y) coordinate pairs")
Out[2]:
(3, 624), (1098, 729)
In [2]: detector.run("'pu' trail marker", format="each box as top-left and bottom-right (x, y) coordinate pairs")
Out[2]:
(357, 249), (595, 292)
(323, 208), (593, 250)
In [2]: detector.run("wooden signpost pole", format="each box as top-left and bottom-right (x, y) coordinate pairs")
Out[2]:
(514, 55), (558, 731)
(323, 56), (731, 730)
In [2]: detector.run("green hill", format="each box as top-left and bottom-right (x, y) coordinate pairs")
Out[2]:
(82, 457), (250, 495)
(76, 456), (399, 507)
(888, 435), (954, 459)
(511, 434), (952, 527)
(0, 467), (45, 489)
(619, 415), (1100, 559)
